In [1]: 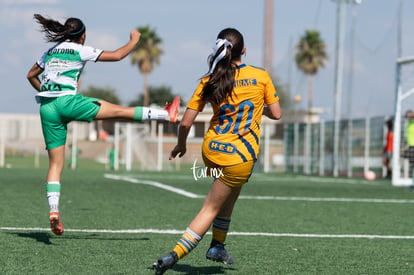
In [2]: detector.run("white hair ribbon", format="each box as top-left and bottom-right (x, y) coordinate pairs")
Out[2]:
(208, 38), (233, 74)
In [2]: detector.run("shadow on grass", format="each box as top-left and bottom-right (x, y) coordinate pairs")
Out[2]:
(12, 232), (53, 245)
(10, 232), (150, 245)
(62, 234), (150, 242)
(147, 263), (236, 274)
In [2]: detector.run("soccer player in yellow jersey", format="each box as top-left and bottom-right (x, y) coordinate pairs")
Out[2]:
(153, 28), (281, 274)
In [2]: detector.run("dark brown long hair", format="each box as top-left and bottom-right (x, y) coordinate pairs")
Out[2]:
(34, 14), (85, 43)
(201, 28), (244, 105)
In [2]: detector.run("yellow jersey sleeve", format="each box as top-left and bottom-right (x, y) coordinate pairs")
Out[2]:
(186, 79), (207, 112)
(263, 69), (280, 105)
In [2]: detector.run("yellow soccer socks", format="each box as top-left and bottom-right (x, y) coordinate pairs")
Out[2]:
(212, 217), (231, 244)
(173, 227), (202, 259)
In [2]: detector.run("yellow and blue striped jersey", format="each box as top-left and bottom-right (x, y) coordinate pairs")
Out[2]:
(187, 64), (279, 166)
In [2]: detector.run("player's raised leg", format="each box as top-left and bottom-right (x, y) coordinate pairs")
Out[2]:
(94, 96), (180, 122)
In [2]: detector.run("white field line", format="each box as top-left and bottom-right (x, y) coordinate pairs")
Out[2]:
(104, 174), (414, 204)
(1, 227), (414, 240)
(237, 196), (414, 204)
(306, 177), (379, 185)
(250, 174), (380, 185)
(104, 174), (203, 198)
(125, 173), (378, 185)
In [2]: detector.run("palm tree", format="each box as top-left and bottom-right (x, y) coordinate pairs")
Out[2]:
(130, 25), (163, 106)
(295, 30), (328, 113)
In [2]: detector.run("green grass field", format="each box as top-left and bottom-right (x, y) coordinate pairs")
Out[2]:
(1, 161), (414, 274)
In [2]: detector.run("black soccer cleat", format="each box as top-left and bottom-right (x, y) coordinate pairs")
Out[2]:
(206, 242), (234, 264)
(153, 251), (178, 275)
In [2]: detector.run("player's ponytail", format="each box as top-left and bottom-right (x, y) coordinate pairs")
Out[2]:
(202, 28), (244, 105)
(34, 14), (85, 43)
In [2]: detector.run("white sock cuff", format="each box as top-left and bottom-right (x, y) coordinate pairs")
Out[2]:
(148, 108), (168, 120)
(186, 227), (202, 241)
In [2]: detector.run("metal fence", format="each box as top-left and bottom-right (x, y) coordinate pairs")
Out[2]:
(284, 116), (389, 177)
(0, 113), (396, 178)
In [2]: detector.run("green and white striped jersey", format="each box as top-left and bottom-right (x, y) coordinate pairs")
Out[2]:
(36, 41), (103, 99)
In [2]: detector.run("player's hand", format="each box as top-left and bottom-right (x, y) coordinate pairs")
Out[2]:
(169, 145), (186, 160)
(130, 29), (141, 43)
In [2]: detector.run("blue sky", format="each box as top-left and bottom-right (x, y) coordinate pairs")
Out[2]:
(1, 0), (413, 120)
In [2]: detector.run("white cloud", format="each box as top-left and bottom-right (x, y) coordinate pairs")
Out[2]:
(0, 6), (66, 26)
(0, 7), (33, 26)
(0, 5), (66, 70)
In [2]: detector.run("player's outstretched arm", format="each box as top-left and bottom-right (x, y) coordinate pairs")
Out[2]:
(170, 108), (199, 160)
(264, 102), (282, 120)
(98, 29), (141, 62)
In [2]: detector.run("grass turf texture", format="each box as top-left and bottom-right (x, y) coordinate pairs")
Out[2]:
(1, 165), (414, 274)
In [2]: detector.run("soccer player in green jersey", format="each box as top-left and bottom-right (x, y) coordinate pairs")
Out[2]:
(27, 14), (180, 236)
